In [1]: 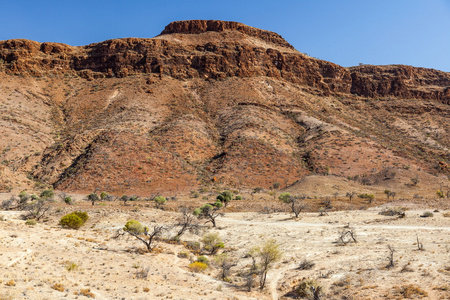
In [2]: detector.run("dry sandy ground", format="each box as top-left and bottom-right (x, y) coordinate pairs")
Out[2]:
(0, 199), (450, 300)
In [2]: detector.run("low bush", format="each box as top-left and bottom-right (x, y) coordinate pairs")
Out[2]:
(188, 261), (208, 273)
(420, 211), (433, 218)
(60, 214), (83, 229)
(73, 211), (89, 223)
(196, 255), (210, 265)
(296, 279), (323, 298)
(60, 211), (88, 229)
(25, 219), (37, 226)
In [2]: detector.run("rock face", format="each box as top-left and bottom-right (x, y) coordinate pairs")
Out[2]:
(1, 20), (449, 102)
(160, 20), (296, 49)
(350, 65), (450, 104)
(0, 20), (449, 194)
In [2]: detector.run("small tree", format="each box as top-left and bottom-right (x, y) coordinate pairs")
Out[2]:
(202, 232), (224, 255)
(216, 191), (233, 207)
(358, 193), (375, 204)
(117, 220), (165, 252)
(254, 239), (282, 289)
(279, 193), (306, 218)
(386, 245), (396, 268)
(24, 199), (51, 221)
(87, 193), (100, 206)
(193, 203), (223, 227)
(346, 192), (356, 201)
(337, 226), (357, 245)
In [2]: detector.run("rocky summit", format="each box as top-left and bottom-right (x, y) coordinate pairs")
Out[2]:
(0, 20), (449, 196)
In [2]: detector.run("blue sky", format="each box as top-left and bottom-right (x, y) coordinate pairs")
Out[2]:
(1, 0), (449, 71)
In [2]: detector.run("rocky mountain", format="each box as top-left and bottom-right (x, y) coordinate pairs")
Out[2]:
(0, 20), (449, 196)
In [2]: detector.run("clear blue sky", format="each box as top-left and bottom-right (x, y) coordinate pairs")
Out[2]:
(1, 0), (449, 72)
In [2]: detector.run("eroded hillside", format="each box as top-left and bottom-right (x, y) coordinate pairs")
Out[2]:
(0, 20), (449, 195)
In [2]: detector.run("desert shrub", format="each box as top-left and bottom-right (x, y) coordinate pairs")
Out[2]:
(398, 284), (428, 298)
(297, 258), (315, 270)
(154, 196), (167, 209)
(296, 279), (323, 298)
(135, 267), (149, 279)
(60, 214), (83, 229)
(51, 283), (65, 292)
(123, 220), (145, 234)
(100, 192), (109, 200)
(64, 196), (73, 205)
(73, 211), (89, 223)
(190, 191), (199, 198)
(25, 219), (37, 226)
(420, 211), (433, 218)
(178, 251), (189, 258)
(235, 195), (242, 200)
(78, 289), (95, 298)
(202, 232), (225, 254)
(40, 188), (54, 199)
(5, 280), (15, 286)
(185, 241), (201, 251)
(379, 207), (406, 217)
(66, 261), (79, 271)
(437, 190), (445, 198)
(196, 255), (209, 265)
(188, 261), (208, 272)
(443, 212), (450, 217)
(358, 193), (375, 203)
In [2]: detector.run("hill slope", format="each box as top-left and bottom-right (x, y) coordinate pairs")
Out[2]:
(0, 20), (449, 196)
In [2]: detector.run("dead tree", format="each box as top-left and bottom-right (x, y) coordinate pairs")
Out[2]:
(173, 207), (199, 240)
(337, 226), (357, 245)
(386, 245), (396, 268)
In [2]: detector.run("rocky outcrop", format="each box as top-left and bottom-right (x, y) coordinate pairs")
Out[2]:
(0, 20), (449, 101)
(349, 65), (450, 104)
(160, 20), (295, 49)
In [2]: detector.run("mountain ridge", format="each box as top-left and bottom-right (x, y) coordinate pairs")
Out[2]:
(0, 20), (448, 196)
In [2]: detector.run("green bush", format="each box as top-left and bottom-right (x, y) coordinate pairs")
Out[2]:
(40, 189), (54, 199)
(64, 196), (73, 205)
(59, 211), (88, 229)
(154, 196), (167, 208)
(60, 214), (84, 229)
(235, 195), (242, 200)
(123, 220), (146, 234)
(73, 211), (89, 223)
(216, 191), (233, 206)
(196, 255), (209, 265)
